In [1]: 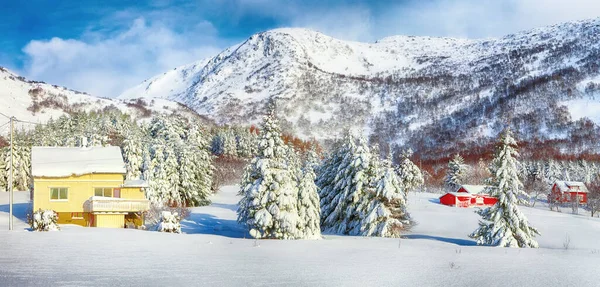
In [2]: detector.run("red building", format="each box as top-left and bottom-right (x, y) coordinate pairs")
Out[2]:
(550, 181), (588, 204)
(439, 185), (498, 208)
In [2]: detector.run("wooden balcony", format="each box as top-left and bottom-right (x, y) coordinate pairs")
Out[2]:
(84, 197), (150, 213)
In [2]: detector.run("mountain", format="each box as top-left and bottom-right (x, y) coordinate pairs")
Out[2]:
(0, 67), (206, 135)
(120, 18), (600, 160)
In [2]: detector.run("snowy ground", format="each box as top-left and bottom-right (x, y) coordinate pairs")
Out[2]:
(0, 187), (599, 286)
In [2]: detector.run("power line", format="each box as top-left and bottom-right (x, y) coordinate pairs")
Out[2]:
(14, 118), (43, 125)
(0, 112), (44, 126)
(0, 121), (10, 129)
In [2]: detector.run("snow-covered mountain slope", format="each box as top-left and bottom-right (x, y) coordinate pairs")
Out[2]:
(0, 67), (205, 135)
(120, 18), (600, 158)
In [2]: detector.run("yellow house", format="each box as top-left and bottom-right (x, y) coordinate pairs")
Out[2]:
(31, 146), (150, 228)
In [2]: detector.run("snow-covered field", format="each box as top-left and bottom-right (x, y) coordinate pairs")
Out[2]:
(1, 187), (599, 286)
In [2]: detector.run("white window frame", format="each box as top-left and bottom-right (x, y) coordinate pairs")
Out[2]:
(49, 187), (68, 201)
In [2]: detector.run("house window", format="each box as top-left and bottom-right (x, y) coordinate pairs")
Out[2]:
(94, 187), (114, 197)
(50, 188), (68, 200)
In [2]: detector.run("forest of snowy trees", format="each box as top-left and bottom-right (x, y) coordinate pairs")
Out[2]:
(1, 102), (599, 244)
(0, 109), (219, 207)
(235, 103), (423, 239)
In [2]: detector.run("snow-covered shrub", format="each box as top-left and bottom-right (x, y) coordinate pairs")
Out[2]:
(29, 209), (59, 231)
(145, 203), (189, 232)
(157, 211), (181, 233)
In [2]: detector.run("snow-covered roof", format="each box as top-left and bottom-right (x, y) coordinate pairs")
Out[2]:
(31, 146), (126, 177)
(554, 181), (589, 193)
(444, 192), (473, 198)
(459, 185), (490, 194)
(122, 180), (149, 188)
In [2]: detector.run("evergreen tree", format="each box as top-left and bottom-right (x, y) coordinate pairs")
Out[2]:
(237, 105), (299, 239)
(122, 130), (144, 180)
(396, 149), (424, 195)
(183, 124), (213, 205)
(317, 136), (355, 228)
(147, 140), (169, 205)
(235, 127), (258, 158)
(163, 143), (181, 205)
(544, 159), (561, 185)
(0, 148), (7, 191)
(445, 154), (467, 191)
(319, 136), (372, 235)
(211, 128), (237, 157)
(296, 160), (321, 239)
(361, 156), (411, 237)
(470, 129), (540, 248)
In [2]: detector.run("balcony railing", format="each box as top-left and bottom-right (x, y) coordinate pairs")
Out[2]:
(84, 197), (150, 213)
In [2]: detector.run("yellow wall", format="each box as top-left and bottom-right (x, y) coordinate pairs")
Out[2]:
(33, 173), (144, 212)
(94, 213), (125, 228)
(56, 212), (91, 226)
(120, 187), (146, 200)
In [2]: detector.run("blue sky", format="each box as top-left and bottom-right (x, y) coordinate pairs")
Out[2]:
(1, 0), (599, 97)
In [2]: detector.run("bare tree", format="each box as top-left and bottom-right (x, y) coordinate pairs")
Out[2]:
(524, 178), (547, 207)
(571, 194), (579, 214)
(547, 188), (558, 212)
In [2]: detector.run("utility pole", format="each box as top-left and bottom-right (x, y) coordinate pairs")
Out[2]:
(9, 116), (14, 231)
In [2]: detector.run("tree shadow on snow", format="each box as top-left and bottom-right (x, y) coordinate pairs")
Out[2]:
(402, 234), (477, 246)
(428, 198), (441, 204)
(209, 203), (238, 212)
(0, 202), (31, 222)
(181, 213), (248, 238)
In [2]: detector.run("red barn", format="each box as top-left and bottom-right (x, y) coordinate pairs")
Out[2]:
(551, 181), (588, 204)
(439, 185), (498, 208)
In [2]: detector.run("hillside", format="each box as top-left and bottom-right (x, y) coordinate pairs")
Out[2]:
(120, 18), (600, 160)
(0, 67), (206, 135)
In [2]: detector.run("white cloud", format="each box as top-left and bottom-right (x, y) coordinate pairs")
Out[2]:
(22, 18), (223, 98)
(290, 6), (374, 42)
(381, 0), (600, 39)
(287, 0), (600, 41)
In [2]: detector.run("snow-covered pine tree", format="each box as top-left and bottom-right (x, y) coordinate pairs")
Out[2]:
(561, 161), (572, 181)
(3, 136), (32, 191)
(296, 159), (321, 239)
(163, 143), (182, 205)
(0, 148), (7, 191)
(444, 154), (468, 191)
(544, 159), (561, 185)
(305, 147), (321, 171)
(237, 104), (299, 239)
(122, 129), (144, 180)
(396, 148), (424, 195)
(14, 144), (31, 191)
(580, 160), (593, 184)
(317, 136), (354, 226)
(182, 123), (213, 206)
(320, 136), (373, 235)
(235, 127), (258, 158)
(470, 128), (540, 248)
(211, 128), (237, 157)
(360, 155), (411, 237)
(147, 140), (169, 205)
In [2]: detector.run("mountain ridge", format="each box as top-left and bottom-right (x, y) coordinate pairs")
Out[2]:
(119, 18), (600, 158)
(0, 66), (206, 135)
